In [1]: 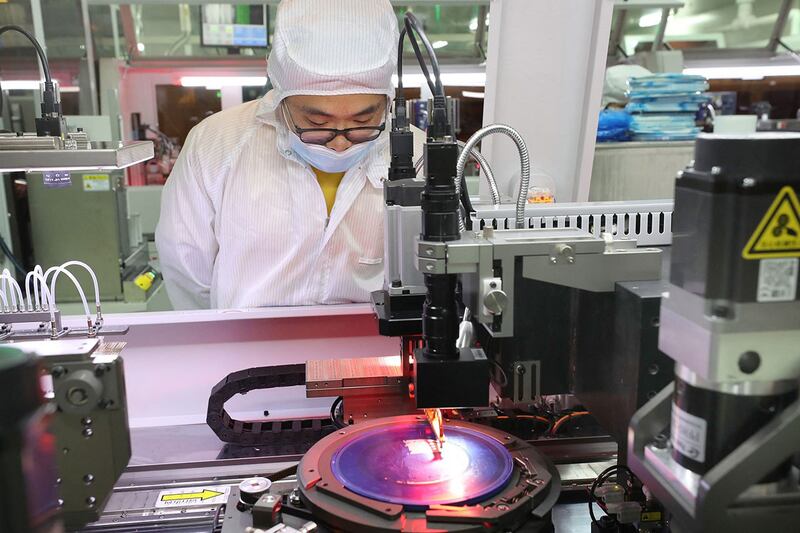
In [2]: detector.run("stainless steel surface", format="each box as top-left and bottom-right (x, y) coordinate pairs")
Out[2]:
(0, 140), (153, 172)
(472, 199), (674, 246)
(675, 363), (799, 396)
(81, 0), (100, 115)
(651, 7), (670, 51)
(660, 285), (800, 383)
(28, 170), (134, 303)
(384, 203), (425, 294)
(590, 142), (693, 202)
(0, 131), (91, 151)
(768, 0), (794, 51)
(11, 338), (98, 359)
(644, 444), (700, 515)
(418, 226), (662, 338)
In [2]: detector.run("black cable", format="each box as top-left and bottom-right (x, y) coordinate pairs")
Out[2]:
(397, 27), (406, 92)
(0, 236), (25, 276)
(0, 25), (52, 84)
(209, 503), (225, 533)
(330, 396), (346, 429)
(403, 13), (443, 96)
(460, 174), (474, 231)
(405, 13), (443, 95)
(403, 21), (437, 96)
(588, 464), (637, 529)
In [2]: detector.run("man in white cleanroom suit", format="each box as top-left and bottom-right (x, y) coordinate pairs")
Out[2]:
(156, 0), (404, 309)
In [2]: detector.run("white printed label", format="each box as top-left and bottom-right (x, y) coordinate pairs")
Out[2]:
(670, 404), (707, 463)
(471, 348), (487, 360)
(757, 258), (799, 302)
(155, 485), (230, 508)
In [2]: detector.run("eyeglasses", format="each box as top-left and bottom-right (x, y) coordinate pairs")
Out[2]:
(281, 103), (387, 146)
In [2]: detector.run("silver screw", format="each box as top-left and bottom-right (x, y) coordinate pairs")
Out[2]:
(741, 177), (756, 188)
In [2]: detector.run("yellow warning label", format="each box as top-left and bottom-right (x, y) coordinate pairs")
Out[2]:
(640, 511), (662, 522)
(742, 186), (800, 260)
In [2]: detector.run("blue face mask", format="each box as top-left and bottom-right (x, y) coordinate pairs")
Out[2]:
(287, 131), (375, 173)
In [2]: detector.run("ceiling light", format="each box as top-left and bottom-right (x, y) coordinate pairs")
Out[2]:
(683, 65), (800, 80)
(180, 76), (268, 89)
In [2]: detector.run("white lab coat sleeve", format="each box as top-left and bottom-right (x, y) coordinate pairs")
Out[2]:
(155, 126), (219, 310)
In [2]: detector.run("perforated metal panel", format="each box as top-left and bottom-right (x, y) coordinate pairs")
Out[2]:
(472, 200), (673, 246)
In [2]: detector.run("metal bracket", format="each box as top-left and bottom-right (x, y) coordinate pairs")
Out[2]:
(629, 384), (800, 532)
(512, 360), (541, 403)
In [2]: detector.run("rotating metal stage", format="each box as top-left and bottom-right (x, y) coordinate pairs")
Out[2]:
(296, 415), (560, 532)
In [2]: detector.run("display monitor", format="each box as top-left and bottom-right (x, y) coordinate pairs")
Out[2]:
(201, 5), (268, 48)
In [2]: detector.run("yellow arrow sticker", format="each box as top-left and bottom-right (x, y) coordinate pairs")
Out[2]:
(161, 489), (223, 502)
(155, 485), (229, 508)
(742, 186), (800, 260)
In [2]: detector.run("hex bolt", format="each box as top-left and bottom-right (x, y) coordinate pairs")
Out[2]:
(51, 366), (66, 379)
(81, 417), (93, 426)
(83, 428), (94, 438)
(83, 474), (95, 485)
(515, 364), (526, 376)
(741, 177), (757, 188)
(86, 496), (96, 508)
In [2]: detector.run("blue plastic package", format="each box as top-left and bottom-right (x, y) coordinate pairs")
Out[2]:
(597, 110), (633, 142)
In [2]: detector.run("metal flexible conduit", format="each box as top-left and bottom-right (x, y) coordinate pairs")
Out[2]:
(457, 124), (530, 231)
(414, 144), (500, 206)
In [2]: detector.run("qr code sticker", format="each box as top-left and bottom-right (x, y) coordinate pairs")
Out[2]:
(757, 258), (799, 302)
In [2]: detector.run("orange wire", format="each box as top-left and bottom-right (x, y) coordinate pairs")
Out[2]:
(496, 414), (550, 426)
(550, 411), (590, 435)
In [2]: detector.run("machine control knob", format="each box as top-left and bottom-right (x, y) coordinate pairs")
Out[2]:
(483, 289), (508, 316)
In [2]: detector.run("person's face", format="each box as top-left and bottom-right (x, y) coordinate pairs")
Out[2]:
(283, 94), (387, 152)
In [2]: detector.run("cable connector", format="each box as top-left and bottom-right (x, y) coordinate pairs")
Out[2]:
(427, 95), (451, 141)
(388, 96), (416, 181)
(35, 81), (64, 137)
